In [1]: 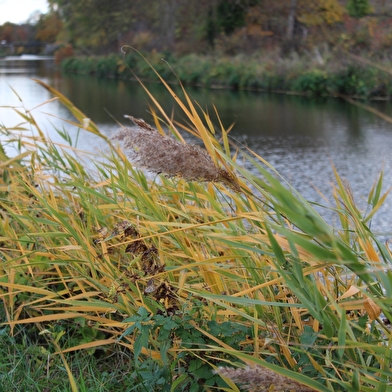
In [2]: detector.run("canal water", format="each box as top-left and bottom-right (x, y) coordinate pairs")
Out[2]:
(1, 57), (392, 236)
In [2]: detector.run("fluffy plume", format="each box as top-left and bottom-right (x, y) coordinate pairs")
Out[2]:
(112, 116), (240, 191)
(216, 366), (317, 392)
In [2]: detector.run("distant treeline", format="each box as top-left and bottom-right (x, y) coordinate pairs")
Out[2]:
(49, 0), (392, 57)
(2, 0), (392, 59)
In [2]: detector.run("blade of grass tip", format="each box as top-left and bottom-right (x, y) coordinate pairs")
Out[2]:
(7, 83), (24, 103)
(182, 92), (218, 163)
(366, 193), (391, 223)
(194, 102), (233, 167)
(193, 100), (223, 147)
(131, 78), (184, 141)
(29, 96), (59, 110)
(203, 110), (215, 135)
(121, 46), (184, 139)
(0, 150), (31, 168)
(368, 171), (383, 206)
(32, 79), (107, 142)
(12, 108), (45, 139)
(42, 112), (104, 137)
(149, 108), (166, 136)
(213, 104), (234, 157)
(172, 119), (201, 139)
(0, 143), (13, 164)
(332, 166), (362, 215)
(104, 107), (127, 132)
(373, 171), (384, 204)
(149, 108), (185, 143)
(122, 46), (218, 161)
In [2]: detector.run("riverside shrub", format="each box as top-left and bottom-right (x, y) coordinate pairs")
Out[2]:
(60, 53), (392, 99)
(292, 70), (329, 96)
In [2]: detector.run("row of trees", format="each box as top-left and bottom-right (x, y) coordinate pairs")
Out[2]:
(1, 0), (391, 56)
(0, 11), (62, 55)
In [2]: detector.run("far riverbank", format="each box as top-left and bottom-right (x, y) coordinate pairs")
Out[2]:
(60, 50), (392, 101)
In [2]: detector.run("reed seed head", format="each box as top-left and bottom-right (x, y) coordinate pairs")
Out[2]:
(112, 116), (240, 191)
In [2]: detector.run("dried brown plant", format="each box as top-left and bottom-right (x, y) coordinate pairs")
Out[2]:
(216, 366), (317, 392)
(112, 116), (240, 191)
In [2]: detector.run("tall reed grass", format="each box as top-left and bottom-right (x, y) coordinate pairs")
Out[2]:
(0, 70), (391, 391)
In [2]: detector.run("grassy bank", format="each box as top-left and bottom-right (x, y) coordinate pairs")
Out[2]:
(60, 50), (392, 100)
(0, 74), (391, 391)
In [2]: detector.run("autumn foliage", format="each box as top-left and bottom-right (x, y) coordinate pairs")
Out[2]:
(1, 0), (390, 57)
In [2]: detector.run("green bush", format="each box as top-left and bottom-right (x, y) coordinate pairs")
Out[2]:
(96, 55), (120, 78)
(347, 0), (372, 18)
(258, 72), (287, 91)
(61, 56), (98, 74)
(331, 66), (379, 98)
(203, 60), (240, 88)
(176, 54), (213, 85)
(61, 56), (77, 73)
(118, 304), (250, 391)
(292, 70), (329, 96)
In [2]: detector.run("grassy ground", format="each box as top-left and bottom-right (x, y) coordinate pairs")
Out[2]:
(0, 71), (391, 391)
(0, 319), (134, 392)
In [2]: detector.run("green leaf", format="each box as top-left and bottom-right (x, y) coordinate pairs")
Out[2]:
(300, 326), (319, 349)
(322, 312), (334, 338)
(188, 359), (203, 372)
(337, 309), (346, 359)
(134, 325), (150, 362)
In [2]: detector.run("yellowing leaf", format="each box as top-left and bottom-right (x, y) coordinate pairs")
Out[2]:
(363, 298), (381, 321)
(337, 285), (361, 301)
(358, 237), (380, 263)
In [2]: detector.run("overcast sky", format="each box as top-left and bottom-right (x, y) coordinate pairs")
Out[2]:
(0, 0), (49, 24)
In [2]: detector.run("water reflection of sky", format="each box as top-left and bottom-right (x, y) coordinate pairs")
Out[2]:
(1, 59), (392, 237)
(0, 65), (109, 157)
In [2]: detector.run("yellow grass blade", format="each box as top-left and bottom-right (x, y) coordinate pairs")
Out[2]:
(59, 338), (118, 354)
(32, 79), (106, 141)
(4, 312), (84, 326)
